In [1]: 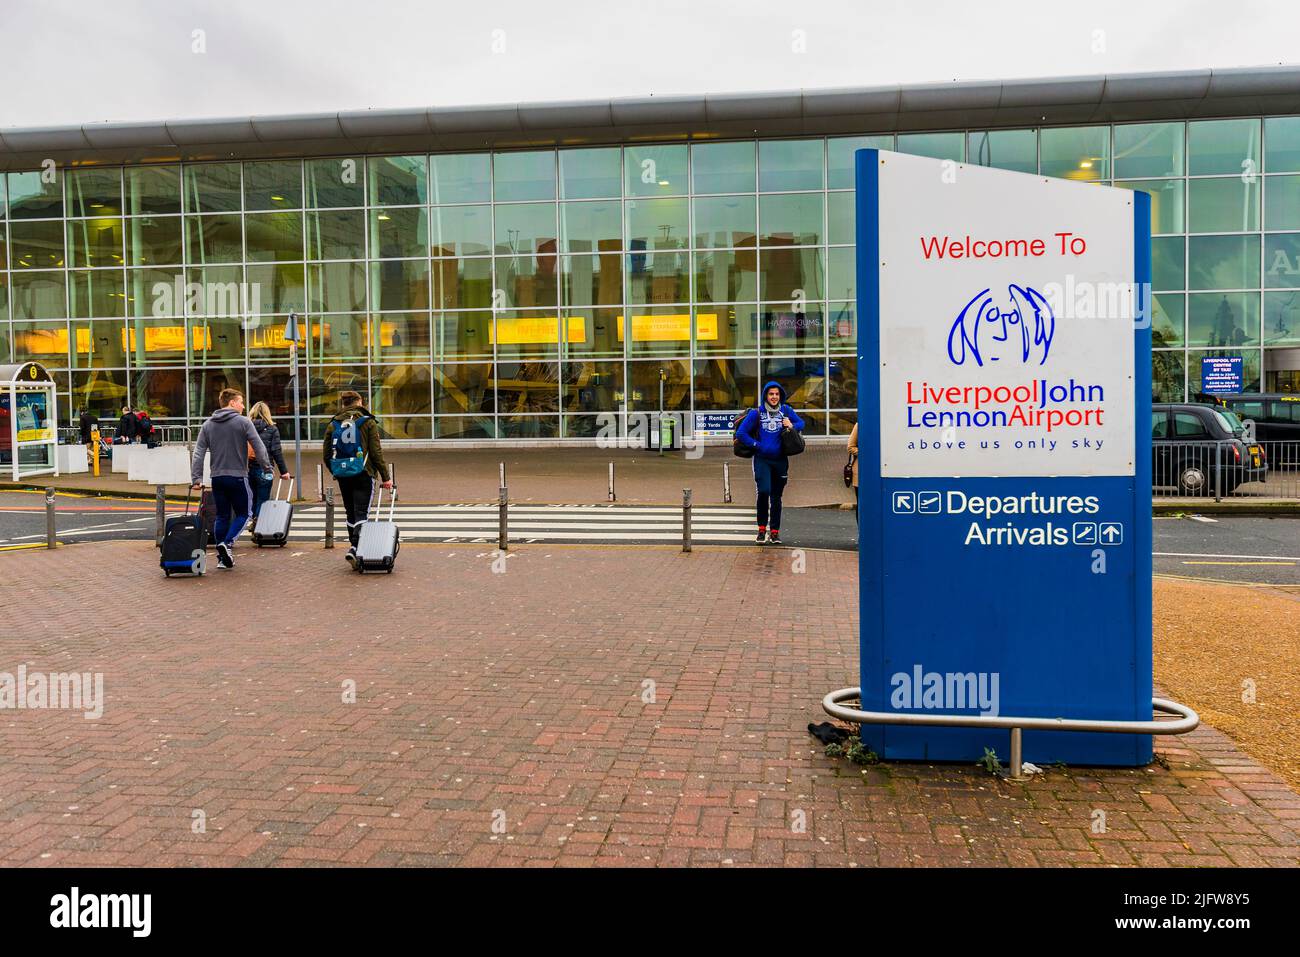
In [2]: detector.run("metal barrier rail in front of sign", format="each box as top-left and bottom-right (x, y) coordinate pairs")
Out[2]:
(821, 687), (1199, 781)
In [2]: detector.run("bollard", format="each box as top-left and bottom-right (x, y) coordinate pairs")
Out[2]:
(498, 485), (508, 551)
(324, 487), (335, 549)
(155, 485), (166, 546)
(1007, 727), (1027, 782)
(608, 462), (615, 502)
(682, 488), (692, 553)
(499, 461), (505, 488)
(45, 488), (56, 548)
(316, 463), (323, 502)
(90, 427), (101, 476)
(723, 462), (731, 504)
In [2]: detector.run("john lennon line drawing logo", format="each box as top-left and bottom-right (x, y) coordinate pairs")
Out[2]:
(947, 285), (1056, 367)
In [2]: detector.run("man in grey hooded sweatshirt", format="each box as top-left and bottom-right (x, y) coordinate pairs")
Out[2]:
(191, 387), (271, 569)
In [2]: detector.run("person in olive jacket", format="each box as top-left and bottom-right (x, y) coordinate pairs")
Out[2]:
(322, 391), (391, 566)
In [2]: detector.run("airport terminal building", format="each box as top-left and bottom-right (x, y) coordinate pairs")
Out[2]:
(1, 66), (1298, 443)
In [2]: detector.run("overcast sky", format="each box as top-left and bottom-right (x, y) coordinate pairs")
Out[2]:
(1, 0), (1296, 128)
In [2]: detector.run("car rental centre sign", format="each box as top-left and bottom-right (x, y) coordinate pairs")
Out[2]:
(856, 149), (1153, 765)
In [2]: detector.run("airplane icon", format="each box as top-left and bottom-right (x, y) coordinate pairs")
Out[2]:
(917, 491), (942, 514)
(1071, 522), (1098, 545)
(892, 491), (916, 513)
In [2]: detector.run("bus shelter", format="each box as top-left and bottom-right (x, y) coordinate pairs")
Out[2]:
(0, 362), (59, 481)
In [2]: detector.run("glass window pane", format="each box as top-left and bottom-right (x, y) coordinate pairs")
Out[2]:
(185, 214), (243, 264)
(243, 160), (302, 211)
(368, 156), (426, 206)
(125, 268), (180, 318)
(71, 369), (129, 418)
(695, 305), (757, 357)
(436, 414), (495, 439)
(7, 170), (64, 219)
(693, 248), (757, 303)
(494, 203), (558, 256)
(624, 144), (688, 197)
(1115, 123), (1184, 179)
(190, 367), (247, 417)
(245, 263), (306, 315)
(372, 312), (431, 362)
(560, 307), (622, 359)
(493, 151), (555, 202)
(693, 358), (758, 410)
(1152, 351), (1185, 402)
(430, 153), (491, 204)
(125, 165), (181, 215)
(624, 307), (692, 357)
(184, 164), (242, 213)
(896, 131), (963, 162)
(828, 194), (855, 244)
(370, 206), (428, 259)
(1265, 233), (1300, 289)
(1152, 237), (1185, 292)
(562, 360), (623, 412)
(306, 157), (365, 208)
(434, 312), (493, 360)
(759, 139), (824, 192)
(829, 301), (856, 353)
(628, 359), (689, 407)
(245, 211), (305, 262)
(1188, 235), (1260, 290)
(828, 135), (892, 189)
(762, 356), (827, 407)
(9, 220), (65, 268)
(495, 255), (559, 309)
(1265, 175), (1300, 230)
(67, 168), (123, 217)
(1151, 293), (1184, 348)
(1189, 118), (1260, 177)
(131, 369), (187, 417)
(1188, 292), (1260, 346)
(759, 193), (823, 246)
(559, 200), (621, 252)
(560, 147), (620, 199)
(827, 246), (855, 302)
(692, 141), (755, 194)
(561, 253), (622, 308)
(828, 356), (856, 408)
(1187, 178), (1259, 233)
(69, 270), (126, 320)
(307, 208), (365, 260)
(1039, 126), (1109, 181)
(432, 256), (492, 310)
(12, 321), (70, 364)
(1188, 349), (1261, 394)
(625, 197), (687, 249)
(67, 217), (124, 268)
(1113, 180), (1184, 234)
(693, 195), (756, 248)
(307, 262), (366, 312)
(369, 259), (428, 312)
(493, 315), (562, 361)
(1263, 291), (1300, 346)
(1264, 116), (1300, 173)
(627, 246), (688, 306)
(431, 205), (492, 257)
(968, 129), (1037, 173)
(435, 362), (495, 413)
(126, 215), (183, 266)
(760, 246), (824, 303)
(370, 364), (432, 436)
(760, 304), (825, 355)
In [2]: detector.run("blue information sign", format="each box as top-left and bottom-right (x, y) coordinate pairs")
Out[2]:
(856, 149), (1153, 766)
(1200, 356), (1243, 394)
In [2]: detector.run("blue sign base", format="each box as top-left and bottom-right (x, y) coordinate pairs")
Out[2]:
(859, 476), (1152, 766)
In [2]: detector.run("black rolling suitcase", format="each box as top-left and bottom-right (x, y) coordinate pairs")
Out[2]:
(252, 476), (293, 547)
(160, 486), (208, 577)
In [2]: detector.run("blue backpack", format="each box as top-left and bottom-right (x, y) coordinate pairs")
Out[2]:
(328, 414), (370, 478)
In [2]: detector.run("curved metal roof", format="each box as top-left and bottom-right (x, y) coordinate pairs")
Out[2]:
(1, 65), (1298, 170)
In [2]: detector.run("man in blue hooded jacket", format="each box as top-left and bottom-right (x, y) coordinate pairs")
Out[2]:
(734, 380), (804, 545)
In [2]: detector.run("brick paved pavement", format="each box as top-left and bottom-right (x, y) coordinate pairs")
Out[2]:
(0, 542), (1295, 867)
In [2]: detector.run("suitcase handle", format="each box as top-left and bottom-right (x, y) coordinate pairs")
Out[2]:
(273, 475), (295, 502)
(369, 482), (397, 522)
(183, 484), (204, 515)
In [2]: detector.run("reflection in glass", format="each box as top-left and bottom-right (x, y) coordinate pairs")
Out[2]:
(1040, 127), (1109, 181)
(430, 153), (491, 204)
(1115, 123), (1184, 179)
(1187, 293), (1259, 347)
(692, 141), (755, 194)
(759, 139), (824, 192)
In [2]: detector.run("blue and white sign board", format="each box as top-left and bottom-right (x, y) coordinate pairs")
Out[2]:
(857, 150), (1152, 765)
(1201, 356), (1243, 394)
(694, 412), (738, 438)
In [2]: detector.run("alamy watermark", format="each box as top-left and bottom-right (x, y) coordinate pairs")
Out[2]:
(890, 664), (1000, 717)
(0, 665), (104, 719)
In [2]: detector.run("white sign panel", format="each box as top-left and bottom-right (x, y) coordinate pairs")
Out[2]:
(876, 151), (1136, 477)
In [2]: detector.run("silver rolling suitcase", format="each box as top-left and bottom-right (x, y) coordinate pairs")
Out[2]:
(355, 485), (399, 573)
(252, 476), (294, 548)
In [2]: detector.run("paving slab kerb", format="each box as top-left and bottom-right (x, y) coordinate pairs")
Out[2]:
(0, 542), (1295, 868)
(5, 444), (858, 508)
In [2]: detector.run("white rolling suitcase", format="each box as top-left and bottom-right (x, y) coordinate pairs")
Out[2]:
(252, 476), (294, 548)
(355, 485), (399, 573)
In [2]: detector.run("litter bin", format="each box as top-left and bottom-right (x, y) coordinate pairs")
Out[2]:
(658, 414), (679, 452)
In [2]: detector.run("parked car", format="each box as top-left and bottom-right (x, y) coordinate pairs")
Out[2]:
(1152, 402), (1268, 495)
(1215, 394), (1300, 469)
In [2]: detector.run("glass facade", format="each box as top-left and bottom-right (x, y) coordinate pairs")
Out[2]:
(3, 115), (1298, 440)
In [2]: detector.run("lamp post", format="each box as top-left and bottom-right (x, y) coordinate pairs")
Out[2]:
(286, 312), (302, 499)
